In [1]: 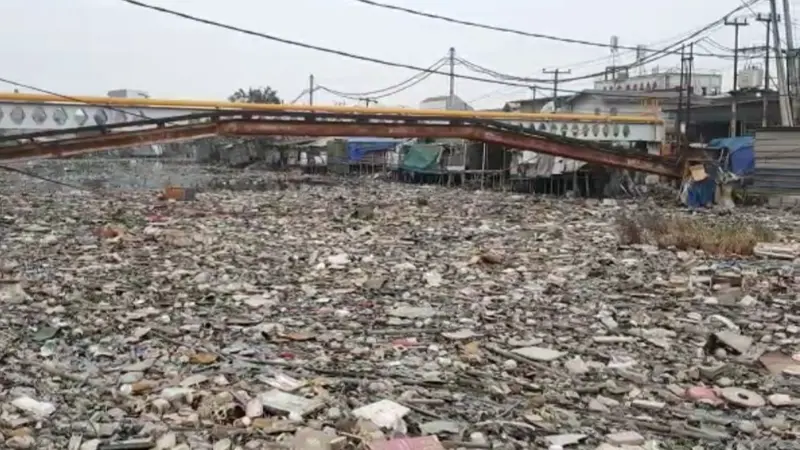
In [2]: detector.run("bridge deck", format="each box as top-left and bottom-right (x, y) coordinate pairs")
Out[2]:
(0, 93), (663, 142)
(0, 111), (681, 177)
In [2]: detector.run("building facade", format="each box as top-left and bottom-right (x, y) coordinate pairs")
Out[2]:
(419, 94), (473, 111)
(593, 68), (723, 97)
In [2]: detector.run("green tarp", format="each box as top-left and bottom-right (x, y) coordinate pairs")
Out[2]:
(400, 144), (443, 173)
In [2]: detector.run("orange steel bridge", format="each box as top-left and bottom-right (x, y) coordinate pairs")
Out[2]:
(0, 109), (685, 178)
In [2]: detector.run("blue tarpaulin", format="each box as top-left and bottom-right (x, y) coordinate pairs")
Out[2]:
(708, 136), (755, 176)
(345, 137), (403, 162)
(687, 177), (716, 208)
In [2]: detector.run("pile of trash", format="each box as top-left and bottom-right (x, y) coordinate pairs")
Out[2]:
(0, 164), (799, 449)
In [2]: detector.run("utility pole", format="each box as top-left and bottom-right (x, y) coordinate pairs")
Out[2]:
(683, 43), (694, 140)
(448, 47), (456, 110)
(543, 68), (570, 112)
(676, 45), (686, 136)
(529, 86), (537, 101)
(782, 0), (800, 123)
(308, 74), (314, 106)
(361, 98), (376, 107)
(725, 18), (748, 137)
(770, 0), (794, 124)
(757, 13), (777, 127)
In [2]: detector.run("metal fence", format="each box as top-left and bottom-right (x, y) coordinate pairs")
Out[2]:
(752, 129), (800, 195)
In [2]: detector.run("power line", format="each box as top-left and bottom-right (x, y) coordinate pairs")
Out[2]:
(118, 0), (533, 89)
(457, 5), (766, 103)
(116, 0), (751, 102)
(287, 58), (446, 103)
(349, 0), (762, 58)
(457, 46), (675, 85)
(0, 164), (90, 192)
(321, 58), (447, 97)
(465, 27), (753, 104)
(455, 27), (732, 86)
(0, 76), (153, 121)
(320, 73), (436, 100)
(289, 89), (310, 104)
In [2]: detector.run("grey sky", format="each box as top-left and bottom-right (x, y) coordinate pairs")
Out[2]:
(1, 0), (794, 109)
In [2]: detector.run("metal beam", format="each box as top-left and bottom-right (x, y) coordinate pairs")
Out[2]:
(220, 121), (680, 177)
(0, 119), (680, 177)
(0, 123), (219, 160)
(0, 92), (663, 124)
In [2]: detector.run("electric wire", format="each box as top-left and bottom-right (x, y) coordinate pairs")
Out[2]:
(455, 27), (718, 85)
(118, 0), (533, 89)
(116, 0), (758, 101)
(288, 58), (446, 103)
(0, 164), (90, 192)
(456, 50), (672, 84)
(0, 76), (154, 121)
(465, 25), (757, 103)
(320, 58), (447, 97)
(349, 0), (762, 58)
(704, 37), (737, 53)
(319, 68), (436, 101)
(289, 89), (311, 104)
(453, 19), (746, 86)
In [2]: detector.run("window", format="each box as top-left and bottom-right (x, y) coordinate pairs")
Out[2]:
(640, 83), (645, 90)
(702, 87), (707, 96)
(626, 84), (630, 90)
(652, 81), (657, 89)
(594, 107), (601, 115)
(609, 107), (618, 116)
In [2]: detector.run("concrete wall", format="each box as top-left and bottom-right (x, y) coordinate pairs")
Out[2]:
(567, 95), (653, 117)
(594, 72), (722, 95)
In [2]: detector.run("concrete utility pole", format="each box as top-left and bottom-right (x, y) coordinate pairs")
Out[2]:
(770, 0), (793, 124)
(683, 44), (695, 140)
(529, 86), (537, 101)
(676, 45), (686, 136)
(725, 18), (748, 137)
(543, 68), (571, 112)
(757, 13), (778, 127)
(448, 47), (456, 110)
(308, 74), (314, 106)
(782, 0), (800, 123)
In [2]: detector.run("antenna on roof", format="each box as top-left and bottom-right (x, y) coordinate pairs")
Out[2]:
(610, 36), (619, 72)
(635, 45), (648, 75)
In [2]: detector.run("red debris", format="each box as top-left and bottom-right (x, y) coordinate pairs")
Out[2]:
(685, 386), (723, 405)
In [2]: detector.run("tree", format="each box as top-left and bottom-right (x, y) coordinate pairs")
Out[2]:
(228, 86), (282, 104)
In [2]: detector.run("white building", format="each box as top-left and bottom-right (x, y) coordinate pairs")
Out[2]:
(419, 94), (473, 111)
(107, 89), (150, 99)
(594, 67), (723, 97)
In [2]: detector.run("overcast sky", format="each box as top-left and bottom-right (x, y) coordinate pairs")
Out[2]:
(0, 0), (795, 109)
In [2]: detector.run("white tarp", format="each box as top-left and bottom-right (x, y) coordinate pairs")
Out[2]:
(512, 151), (586, 177)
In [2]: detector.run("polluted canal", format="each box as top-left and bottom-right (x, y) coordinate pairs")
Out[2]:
(0, 159), (800, 449)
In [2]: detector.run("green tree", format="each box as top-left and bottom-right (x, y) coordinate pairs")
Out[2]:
(228, 86), (282, 104)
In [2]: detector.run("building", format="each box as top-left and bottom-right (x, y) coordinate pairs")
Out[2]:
(107, 89), (150, 99)
(499, 95), (571, 114)
(662, 91), (781, 142)
(419, 94), (473, 111)
(593, 67), (723, 97)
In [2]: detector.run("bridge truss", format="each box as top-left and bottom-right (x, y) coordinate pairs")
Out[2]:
(0, 110), (683, 177)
